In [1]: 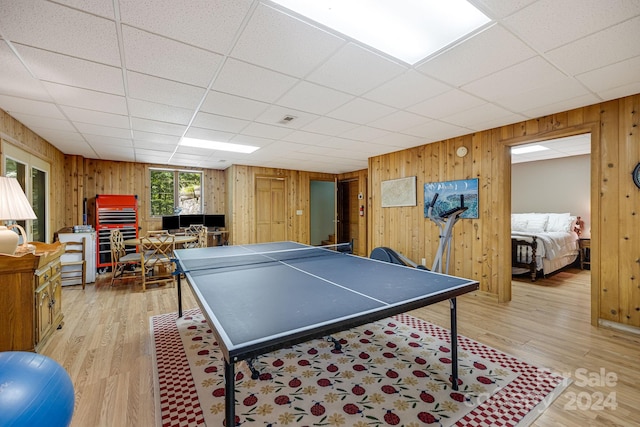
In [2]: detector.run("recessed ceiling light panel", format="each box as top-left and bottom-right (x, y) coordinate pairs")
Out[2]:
(511, 145), (549, 155)
(181, 137), (260, 153)
(271, 0), (491, 64)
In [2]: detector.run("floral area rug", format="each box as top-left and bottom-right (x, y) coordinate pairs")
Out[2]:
(151, 308), (568, 426)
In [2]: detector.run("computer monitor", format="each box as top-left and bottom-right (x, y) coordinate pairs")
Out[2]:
(161, 215), (180, 230)
(204, 214), (225, 228)
(179, 214), (205, 228)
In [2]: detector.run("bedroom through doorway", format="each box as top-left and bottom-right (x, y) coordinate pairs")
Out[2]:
(510, 134), (591, 289)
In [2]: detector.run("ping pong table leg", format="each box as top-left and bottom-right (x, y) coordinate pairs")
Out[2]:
(177, 273), (183, 318)
(450, 297), (459, 391)
(225, 360), (236, 426)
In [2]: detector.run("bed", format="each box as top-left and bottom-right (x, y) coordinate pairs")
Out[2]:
(511, 213), (581, 281)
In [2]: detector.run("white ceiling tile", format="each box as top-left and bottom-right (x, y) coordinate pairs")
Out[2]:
(339, 126), (393, 142)
(229, 134), (274, 148)
(61, 106), (130, 128)
(241, 122), (294, 140)
(281, 130), (330, 145)
(231, 3), (344, 77)
(327, 98), (395, 124)
(468, 0), (538, 19)
(417, 25), (536, 87)
(307, 43), (406, 96)
(497, 77), (592, 114)
(523, 93), (601, 119)
(364, 70), (450, 109)
(118, 0), (253, 54)
(277, 81), (353, 115)
(254, 105), (319, 129)
(84, 134), (133, 147)
(130, 117), (186, 136)
(0, 95), (64, 119)
(301, 116), (359, 136)
(0, 0), (639, 171)
(54, 0), (115, 19)
(9, 112), (76, 132)
(372, 111), (428, 132)
(15, 45), (124, 95)
(132, 131), (180, 147)
(408, 90), (486, 119)
(578, 56), (640, 95)
(403, 120), (472, 141)
(462, 57), (566, 101)
(546, 16), (640, 76)
(593, 82), (640, 104)
(201, 91), (270, 121)
(128, 99), (193, 125)
(370, 133), (425, 149)
(134, 150), (174, 163)
(126, 72), (205, 110)
(212, 58), (298, 103)
(503, 0), (640, 52)
(0, 43), (52, 101)
(184, 127), (235, 142)
(191, 112), (249, 133)
(443, 102), (519, 129)
(0, 0), (120, 66)
(94, 145), (135, 161)
(122, 26), (223, 88)
(42, 82), (127, 115)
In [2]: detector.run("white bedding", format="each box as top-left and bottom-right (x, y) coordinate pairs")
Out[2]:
(511, 213), (580, 276)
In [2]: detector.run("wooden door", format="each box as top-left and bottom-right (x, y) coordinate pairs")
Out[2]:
(256, 177), (286, 243)
(337, 179), (360, 252)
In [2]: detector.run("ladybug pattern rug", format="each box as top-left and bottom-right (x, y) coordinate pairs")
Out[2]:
(152, 309), (568, 426)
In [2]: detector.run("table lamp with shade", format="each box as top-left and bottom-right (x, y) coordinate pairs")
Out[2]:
(0, 176), (38, 255)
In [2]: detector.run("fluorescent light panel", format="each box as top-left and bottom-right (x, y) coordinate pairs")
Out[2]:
(271, 0), (491, 64)
(181, 137), (259, 153)
(512, 145), (549, 155)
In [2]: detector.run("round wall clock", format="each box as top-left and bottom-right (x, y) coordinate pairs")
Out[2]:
(634, 162), (640, 189)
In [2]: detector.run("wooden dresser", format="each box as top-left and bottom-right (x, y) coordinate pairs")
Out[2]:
(0, 241), (64, 352)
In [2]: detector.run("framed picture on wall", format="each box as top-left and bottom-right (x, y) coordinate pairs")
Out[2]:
(424, 178), (479, 219)
(381, 176), (417, 207)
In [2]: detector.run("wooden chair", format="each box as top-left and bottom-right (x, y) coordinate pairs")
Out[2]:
(60, 239), (86, 289)
(110, 229), (142, 287)
(140, 232), (175, 292)
(184, 224), (207, 248)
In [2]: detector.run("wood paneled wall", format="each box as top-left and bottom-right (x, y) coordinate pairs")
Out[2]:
(227, 164), (335, 245)
(0, 109), (67, 240)
(368, 94), (640, 329)
(4, 92), (640, 329)
(64, 156), (226, 235)
(338, 169), (368, 256)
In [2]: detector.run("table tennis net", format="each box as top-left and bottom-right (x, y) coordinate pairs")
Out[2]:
(177, 242), (352, 275)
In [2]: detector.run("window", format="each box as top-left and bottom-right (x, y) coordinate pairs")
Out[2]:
(150, 169), (202, 216)
(2, 141), (50, 242)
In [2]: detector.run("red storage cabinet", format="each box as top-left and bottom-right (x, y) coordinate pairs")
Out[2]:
(95, 194), (139, 270)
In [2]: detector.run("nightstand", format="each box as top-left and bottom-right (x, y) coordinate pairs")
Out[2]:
(579, 238), (591, 269)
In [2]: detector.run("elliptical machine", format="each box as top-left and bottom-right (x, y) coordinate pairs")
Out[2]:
(426, 193), (468, 274)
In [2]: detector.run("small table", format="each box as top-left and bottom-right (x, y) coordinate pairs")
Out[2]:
(579, 237), (591, 269)
(123, 234), (198, 248)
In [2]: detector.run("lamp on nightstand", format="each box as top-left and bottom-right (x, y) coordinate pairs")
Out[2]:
(0, 176), (37, 255)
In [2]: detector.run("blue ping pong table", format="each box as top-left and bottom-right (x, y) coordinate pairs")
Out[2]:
(174, 241), (478, 427)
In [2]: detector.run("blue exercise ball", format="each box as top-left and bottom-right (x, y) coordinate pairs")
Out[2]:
(0, 351), (74, 427)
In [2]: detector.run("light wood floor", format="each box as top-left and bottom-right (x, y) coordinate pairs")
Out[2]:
(40, 268), (639, 427)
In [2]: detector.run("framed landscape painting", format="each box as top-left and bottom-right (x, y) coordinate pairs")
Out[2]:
(424, 178), (479, 219)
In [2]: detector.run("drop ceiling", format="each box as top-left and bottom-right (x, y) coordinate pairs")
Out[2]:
(511, 133), (591, 164)
(0, 0), (639, 174)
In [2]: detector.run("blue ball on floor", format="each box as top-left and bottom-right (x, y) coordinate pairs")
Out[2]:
(0, 351), (74, 427)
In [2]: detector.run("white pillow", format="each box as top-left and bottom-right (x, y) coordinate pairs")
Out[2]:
(512, 220), (529, 232)
(546, 213), (571, 232)
(521, 214), (548, 233)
